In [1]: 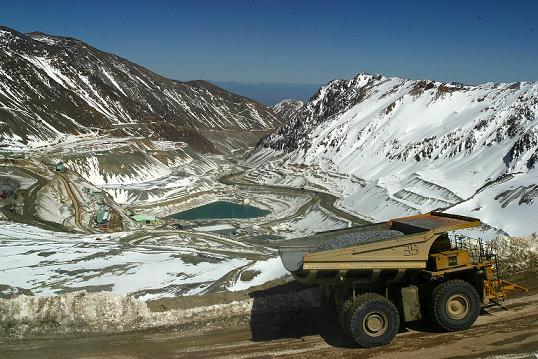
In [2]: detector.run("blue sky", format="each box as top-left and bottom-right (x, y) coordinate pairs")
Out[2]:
(1, 0), (537, 103)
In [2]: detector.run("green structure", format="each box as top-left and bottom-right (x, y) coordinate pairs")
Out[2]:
(132, 214), (157, 224)
(94, 206), (110, 225)
(53, 162), (66, 172)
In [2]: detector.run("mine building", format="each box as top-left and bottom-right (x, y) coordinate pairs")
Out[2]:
(131, 214), (157, 224)
(53, 162), (67, 172)
(0, 176), (21, 204)
(94, 206), (111, 225)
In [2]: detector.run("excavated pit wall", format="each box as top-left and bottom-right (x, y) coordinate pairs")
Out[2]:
(0, 287), (322, 338)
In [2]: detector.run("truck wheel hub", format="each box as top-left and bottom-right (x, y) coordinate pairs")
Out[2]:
(363, 311), (388, 336)
(446, 294), (469, 320)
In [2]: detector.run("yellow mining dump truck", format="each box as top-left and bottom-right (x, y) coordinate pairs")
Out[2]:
(279, 212), (527, 347)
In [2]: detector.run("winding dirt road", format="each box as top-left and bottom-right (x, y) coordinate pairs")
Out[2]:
(2, 288), (536, 359)
(57, 172), (89, 232)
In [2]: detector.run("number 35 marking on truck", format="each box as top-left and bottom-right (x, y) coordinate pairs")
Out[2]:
(403, 244), (418, 256)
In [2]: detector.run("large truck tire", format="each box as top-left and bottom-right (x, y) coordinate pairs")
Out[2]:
(431, 279), (481, 331)
(339, 298), (354, 335)
(347, 293), (400, 347)
(321, 286), (336, 311)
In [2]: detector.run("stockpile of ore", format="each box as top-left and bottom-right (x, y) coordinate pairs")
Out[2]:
(314, 230), (404, 252)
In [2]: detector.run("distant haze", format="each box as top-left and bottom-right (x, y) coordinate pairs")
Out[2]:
(214, 82), (320, 106)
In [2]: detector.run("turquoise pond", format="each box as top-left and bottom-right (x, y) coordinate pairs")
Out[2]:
(169, 201), (270, 220)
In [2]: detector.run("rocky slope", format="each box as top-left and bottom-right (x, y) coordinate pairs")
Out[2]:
(0, 26), (280, 153)
(249, 73), (538, 236)
(270, 99), (304, 123)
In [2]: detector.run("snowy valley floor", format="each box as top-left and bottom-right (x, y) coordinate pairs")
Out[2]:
(2, 135), (535, 303)
(1, 137), (537, 358)
(0, 164), (361, 301)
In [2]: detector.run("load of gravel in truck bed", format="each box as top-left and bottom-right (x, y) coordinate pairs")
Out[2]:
(314, 230), (404, 252)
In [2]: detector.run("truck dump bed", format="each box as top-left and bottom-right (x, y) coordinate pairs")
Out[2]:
(279, 212), (480, 274)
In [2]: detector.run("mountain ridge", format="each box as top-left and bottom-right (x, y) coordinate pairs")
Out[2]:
(270, 99), (304, 123)
(249, 72), (538, 235)
(0, 26), (280, 152)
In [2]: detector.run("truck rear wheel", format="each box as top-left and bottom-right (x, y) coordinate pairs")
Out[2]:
(339, 298), (353, 335)
(431, 279), (481, 331)
(347, 293), (400, 347)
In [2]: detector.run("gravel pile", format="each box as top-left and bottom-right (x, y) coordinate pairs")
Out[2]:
(314, 230), (404, 252)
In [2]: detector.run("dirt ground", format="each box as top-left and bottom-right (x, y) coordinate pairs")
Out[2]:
(2, 277), (537, 359)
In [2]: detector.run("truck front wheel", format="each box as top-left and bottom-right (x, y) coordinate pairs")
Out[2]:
(347, 293), (400, 347)
(431, 279), (481, 331)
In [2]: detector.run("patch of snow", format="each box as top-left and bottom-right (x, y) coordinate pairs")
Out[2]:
(228, 257), (288, 292)
(0, 222), (251, 300)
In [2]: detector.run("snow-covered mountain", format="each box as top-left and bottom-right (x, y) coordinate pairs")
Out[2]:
(249, 73), (538, 236)
(0, 26), (280, 152)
